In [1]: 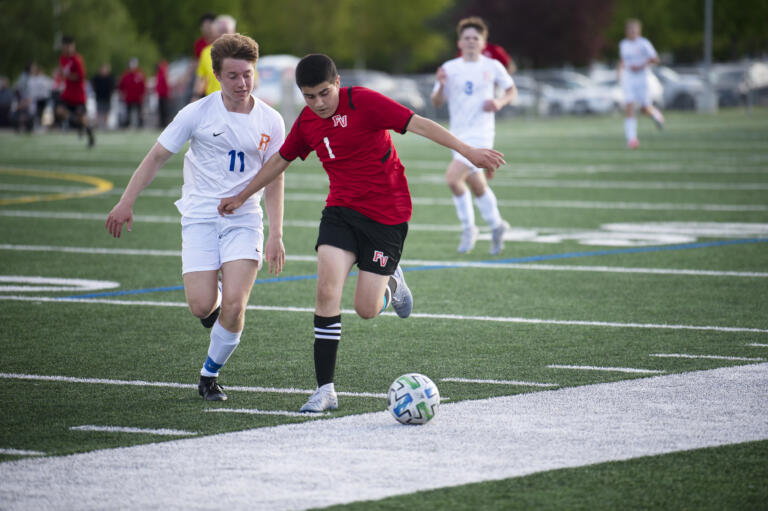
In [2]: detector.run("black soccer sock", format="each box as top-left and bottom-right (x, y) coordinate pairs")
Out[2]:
(313, 314), (341, 387)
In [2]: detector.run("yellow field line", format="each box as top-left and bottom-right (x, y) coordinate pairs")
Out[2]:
(0, 168), (113, 206)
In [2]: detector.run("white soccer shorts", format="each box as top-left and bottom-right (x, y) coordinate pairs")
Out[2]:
(181, 213), (264, 274)
(622, 74), (651, 107)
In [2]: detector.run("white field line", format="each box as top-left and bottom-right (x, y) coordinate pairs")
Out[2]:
(0, 449), (45, 457)
(2, 295), (768, 334)
(70, 425), (198, 436)
(8, 177), (768, 193)
(3, 243), (768, 279)
(650, 353), (765, 362)
(203, 409), (328, 418)
(747, 343), (768, 347)
(548, 364), (665, 374)
(1, 364), (764, 510)
(441, 377), (558, 388)
(0, 372), (386, 399)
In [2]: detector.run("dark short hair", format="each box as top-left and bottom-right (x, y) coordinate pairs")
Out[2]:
(200, 12), (216, 24)
(62, 35), (75, 45)
(295, 54), (338, 88)
(211, 33), (259, 74)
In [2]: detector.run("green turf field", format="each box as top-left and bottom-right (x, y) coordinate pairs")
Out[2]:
(0, 109), (766, 509)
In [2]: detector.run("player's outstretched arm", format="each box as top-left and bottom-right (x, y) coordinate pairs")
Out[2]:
(218, 152), (291, 216)
(263, 172), (286, 275)
(105, 142), (173, 238)
(406, 114), (506, 173)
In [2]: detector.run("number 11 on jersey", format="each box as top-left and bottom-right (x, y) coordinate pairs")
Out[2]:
(228, 150), (245, 172)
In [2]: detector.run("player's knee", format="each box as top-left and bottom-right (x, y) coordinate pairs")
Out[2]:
(188, 300), (215, 319)
(354, 303), (379, 320)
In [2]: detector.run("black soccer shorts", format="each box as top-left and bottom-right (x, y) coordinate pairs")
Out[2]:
(316, 206), (408, 276)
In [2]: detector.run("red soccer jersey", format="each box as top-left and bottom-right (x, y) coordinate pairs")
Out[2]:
(118, 70), (146, 104)
(279, 87), (415, 225)
(59, 53), (86, 105)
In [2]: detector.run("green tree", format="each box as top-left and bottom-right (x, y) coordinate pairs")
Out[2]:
(2, 0), (159, 81)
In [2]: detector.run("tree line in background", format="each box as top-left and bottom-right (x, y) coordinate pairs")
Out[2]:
(3, 0), (767, 80)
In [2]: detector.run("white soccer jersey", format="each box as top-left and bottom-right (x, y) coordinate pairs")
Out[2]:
(619, 37), (658, 77)
(433, 55), (514, 146)
(157, 91), (285, 219)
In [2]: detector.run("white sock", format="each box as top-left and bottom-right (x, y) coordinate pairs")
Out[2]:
(474, 188), (502, 229)
(452, 190), (475, 230)
(200, 320), (241, 377)
(624, 117), (637, 142)
(651, 108), (664, 124)
(319, 382), (335, 393)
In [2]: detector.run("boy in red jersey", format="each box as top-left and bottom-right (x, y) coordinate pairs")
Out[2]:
(56, 35), (94, 147)
(218, 54), (505, 412)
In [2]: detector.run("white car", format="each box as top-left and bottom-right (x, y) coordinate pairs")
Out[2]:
(255, 54), (304, 112)
(535, 70), (622, 115)
(653, 66), (705, 110)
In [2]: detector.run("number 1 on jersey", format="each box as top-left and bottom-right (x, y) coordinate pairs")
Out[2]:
(323, 137), (335, 159)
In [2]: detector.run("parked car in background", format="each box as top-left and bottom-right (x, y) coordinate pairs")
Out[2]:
(339, 69), (426, 113)
(255, 54), (303, 114)
(590, 65), (663, 110)
(652, 65), (705, 110)
(503, 73), (551, 117)
(711, 62), (768, 107)
(534, 69), (622, 115)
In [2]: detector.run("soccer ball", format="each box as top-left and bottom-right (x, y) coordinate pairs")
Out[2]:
(386, 373), (440, 425)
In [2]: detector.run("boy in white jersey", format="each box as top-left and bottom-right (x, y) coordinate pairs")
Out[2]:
(105, 34), (286, 401)
(431, 17), (517, 255)
(619, 19), (665, 149)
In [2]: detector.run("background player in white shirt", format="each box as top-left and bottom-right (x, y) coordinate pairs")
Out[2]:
(105, 34), (286, 401)
(619, 19), (665, 149)
(431, 17), (517, 255)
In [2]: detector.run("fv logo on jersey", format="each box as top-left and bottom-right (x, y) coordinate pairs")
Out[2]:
(372, 250), (388, 267)
(332, 114), (348, 128)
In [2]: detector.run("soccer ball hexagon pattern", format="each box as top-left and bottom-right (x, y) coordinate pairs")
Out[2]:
(386, 373), (440, 425)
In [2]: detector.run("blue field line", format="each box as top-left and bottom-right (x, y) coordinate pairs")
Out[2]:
(61, 237), (767, 300)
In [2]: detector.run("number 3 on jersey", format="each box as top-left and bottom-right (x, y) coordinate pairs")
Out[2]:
(323, 137), (335, 159)
(228, 150), (244, 172)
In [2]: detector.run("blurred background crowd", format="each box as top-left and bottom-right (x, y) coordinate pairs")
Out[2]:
(1, 0), (767, 134)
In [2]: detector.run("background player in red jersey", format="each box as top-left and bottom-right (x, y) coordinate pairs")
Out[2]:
(218, 54), (505, 412)
(56, 35), (94, 147)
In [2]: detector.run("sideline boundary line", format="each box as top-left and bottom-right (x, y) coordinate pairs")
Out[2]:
(1, 295), (767, 333)
(0, 372), (386, 399)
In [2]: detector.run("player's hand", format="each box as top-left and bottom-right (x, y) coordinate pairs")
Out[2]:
(467, 147), (505, 176)
(105, 201), (133, 238)
(482, 99), (502, 112)
(435, 66), (447, 87)
(264, 235), (285, 276)
(218, 196), (243, 216)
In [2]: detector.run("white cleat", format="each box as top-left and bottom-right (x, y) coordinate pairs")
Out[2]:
(457, 226), (479, 254)
(390, 265), (413, 318)
(490, 220), (510, 256)
(300, 385), (338, 413)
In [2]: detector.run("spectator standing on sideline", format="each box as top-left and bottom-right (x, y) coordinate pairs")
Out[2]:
(118, 58), (146, 128)
(0, 77), (12, 126)
(194, 13), (217, 60)
(155, 60), (171, 128)
(13, 64), (33, 132)
(432, 17), (517, 255)
(184, 12), (217, 102)
(193, 14), (239, 100)
(91, 63), (115, 130)
(55, 35), (94, 147)
(618, 19), (664, 149)
(27, 63), (53, 130)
